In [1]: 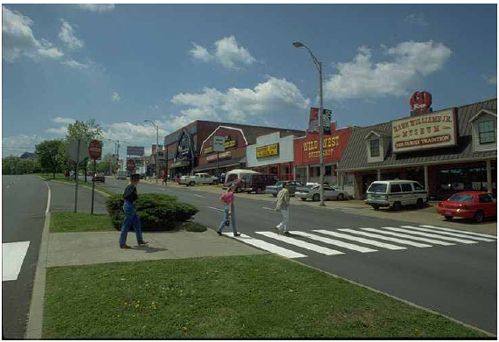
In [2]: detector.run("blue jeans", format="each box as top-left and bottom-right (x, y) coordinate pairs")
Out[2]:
(217, 203), (238, 234)
(119, 201), (144, 247)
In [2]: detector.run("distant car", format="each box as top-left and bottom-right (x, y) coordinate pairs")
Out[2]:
(436, 191), (496, 223)
(265, 181), (304, 197)
(295, 184), (349, 201)
(92, 173), (105, 183)
(179, 173), (219, 186)
(116, 171), (128, 180)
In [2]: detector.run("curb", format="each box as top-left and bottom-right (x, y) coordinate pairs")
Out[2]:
(25, 182), (51, 339)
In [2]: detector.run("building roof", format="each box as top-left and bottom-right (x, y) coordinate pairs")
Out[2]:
(338, 98), (497, 171)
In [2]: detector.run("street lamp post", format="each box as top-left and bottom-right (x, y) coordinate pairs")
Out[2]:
(293, 41), (325, 206)
(145, 120), (160, 183)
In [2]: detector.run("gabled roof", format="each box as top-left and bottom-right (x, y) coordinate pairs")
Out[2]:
(469, 109), (497, 123)
(364, 130), (386, 140)
(338, 98), (497, 171)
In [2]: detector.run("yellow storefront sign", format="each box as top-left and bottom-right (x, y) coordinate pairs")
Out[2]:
(256, 143), (279, 159)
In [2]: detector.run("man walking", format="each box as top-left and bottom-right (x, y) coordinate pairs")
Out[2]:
(275, 182), (290, 235)
(217, 184), (241, 237)
(119, 173), (148, 249)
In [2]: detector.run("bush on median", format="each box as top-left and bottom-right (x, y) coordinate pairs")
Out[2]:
(106, 193), (199, 231)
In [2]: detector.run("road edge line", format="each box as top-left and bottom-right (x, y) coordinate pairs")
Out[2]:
(25, 181), (51, 339)
(286, 258), (496, 337)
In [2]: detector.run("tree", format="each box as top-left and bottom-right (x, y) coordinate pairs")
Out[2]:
(65, 119), (103, 182)
(36, 140), (66, 178)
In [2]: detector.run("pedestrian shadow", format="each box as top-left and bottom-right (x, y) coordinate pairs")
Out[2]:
(134, 245), (168, 254)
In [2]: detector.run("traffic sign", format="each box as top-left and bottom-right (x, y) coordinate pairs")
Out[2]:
(127, 159), (135, 172)
(88, 140), (102, 160)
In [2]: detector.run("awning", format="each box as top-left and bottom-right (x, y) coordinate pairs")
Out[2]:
(171, 160), (190, 168)
(193, 159), (242, 172)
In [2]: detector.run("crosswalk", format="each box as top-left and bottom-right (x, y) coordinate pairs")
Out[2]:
(3, 241), (30, 281)
(222, 225), (496, 259)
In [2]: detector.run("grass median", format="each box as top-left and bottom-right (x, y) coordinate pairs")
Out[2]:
(43, 254), (486, 339)
(50, 212), (115, 232)
(38, 173), (115, 196)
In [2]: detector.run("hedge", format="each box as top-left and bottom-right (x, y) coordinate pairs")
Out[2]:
(106, 193), (199, 231)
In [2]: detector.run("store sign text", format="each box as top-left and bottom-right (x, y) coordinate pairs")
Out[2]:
(206, 151), (232, 162)
(392, 109), (457, 153)
(203, 137), (237, 154)
(256, 143), (279, 159)
(303, 135), (340, 158)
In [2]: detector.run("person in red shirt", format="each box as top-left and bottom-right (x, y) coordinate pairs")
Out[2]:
(217, 184), (240, 237)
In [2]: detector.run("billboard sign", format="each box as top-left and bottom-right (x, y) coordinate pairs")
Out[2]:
(256, 143), (280, 159)
(392, 108), (457, 153)
(127, 146), (145, 156)
(213, 136), (226, 152)
(308, 107), (332, 134)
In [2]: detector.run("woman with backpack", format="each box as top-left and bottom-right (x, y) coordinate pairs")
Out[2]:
(217, 184), (241, 237)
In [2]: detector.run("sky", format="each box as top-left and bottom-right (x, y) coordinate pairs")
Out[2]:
(2, 3), (497, 158)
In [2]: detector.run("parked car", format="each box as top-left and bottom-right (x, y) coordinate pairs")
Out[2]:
(239, 174), (278, 193)
(179, 173), (219, 186)
(116, 170), (128, 180)
(365, 180), (428, 210)
(295, 184), (349, 201)
(224, 169), (260, 188)
(265, 181), (304, 197)
(436, 191), (496, 223)
(92, 172), (105, 183)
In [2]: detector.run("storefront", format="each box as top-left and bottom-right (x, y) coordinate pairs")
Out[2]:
(293, 122), (353, 185)
(246, 132), (299, 180)
(338, 98), (497, 199)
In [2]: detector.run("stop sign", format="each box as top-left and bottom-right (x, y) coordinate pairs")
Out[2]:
(88, 140), (102, 160)
(127, 159), (135, 172)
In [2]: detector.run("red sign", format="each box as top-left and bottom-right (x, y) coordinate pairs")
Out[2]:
(88, 140), (102, 160)
(294, 127), (352, 166)
(127, 159), (135, 172)
(410, 91), (432, 115)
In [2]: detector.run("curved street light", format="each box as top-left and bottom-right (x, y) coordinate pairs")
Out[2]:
(293, 41), (325, 206)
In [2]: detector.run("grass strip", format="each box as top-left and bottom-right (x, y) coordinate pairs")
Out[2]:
(50, 212), (114, 232)
(38, 173), (114, 196)
(43, 254), (486, 339)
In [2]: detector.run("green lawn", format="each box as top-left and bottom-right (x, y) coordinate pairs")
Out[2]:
(50, 212), (114, 232)
(38, 173), (114, 196)
(43, 255), (487, 339)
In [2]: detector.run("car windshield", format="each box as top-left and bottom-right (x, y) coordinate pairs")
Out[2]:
(275, 181), (284, 186)
(367, 183), (387, 193)
(448, 194), (473, 202)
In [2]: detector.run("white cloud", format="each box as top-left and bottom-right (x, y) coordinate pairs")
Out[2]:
(190, 36), (256, 70)
(45, 116), (76, 136)
(77, 4), (115, 13)
(170, 77), (310, 129)
(404, 13), (429, 27)
(324, 41), (452, 100)
(482, 74), (497, 85)
(2, 134), (45, 156)
(3, 6), (64, 62)
(52, 116), (76, 125)
(61, 59), (89, 69)
(112, 91), (121, 102)
(58, 19), (84, 50)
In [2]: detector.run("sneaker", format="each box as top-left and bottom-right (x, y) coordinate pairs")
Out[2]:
(283, 231), (291, 236)
(217, 231), (223, 236)
(138, 241), (149, 246)
(233, 233), (241, 237)
(120, 245), (132, 249)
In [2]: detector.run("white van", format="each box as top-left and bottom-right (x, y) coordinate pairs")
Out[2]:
(223, 169), (259, 188)
(365, 180), (428, 210)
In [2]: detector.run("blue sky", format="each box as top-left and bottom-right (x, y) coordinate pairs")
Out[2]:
(2, 3), (497, 157)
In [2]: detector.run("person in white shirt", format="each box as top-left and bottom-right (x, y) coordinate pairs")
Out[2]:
(275, 182), (290, 235)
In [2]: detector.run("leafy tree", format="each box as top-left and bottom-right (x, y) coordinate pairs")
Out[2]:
(36, 140), (66, 178)
(65, 119), (103, 182)
(1, 156), (38, 175)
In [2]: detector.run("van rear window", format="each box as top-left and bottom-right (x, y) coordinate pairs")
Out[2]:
(368, 183), (387, 193)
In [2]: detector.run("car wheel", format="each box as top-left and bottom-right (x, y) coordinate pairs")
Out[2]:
(312, 194), (320, 202)
(256, 187), (263, 194)
(474, 210), (484, 223)
(416, 199), (424, 209)
(372, 205), (380, 210)
(444, 216), (453, 221)
(189, 181), (195, 186)
(392, 201), (402, 211)
(300, 197), (307, 201)
(337, 193), (345, 201)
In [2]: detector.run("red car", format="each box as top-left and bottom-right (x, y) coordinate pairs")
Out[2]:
(436, 191), (496, 223)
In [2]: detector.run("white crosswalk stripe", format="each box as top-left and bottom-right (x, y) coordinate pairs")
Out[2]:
(222, 233), (306, 258)
(419, 225), (497, 239)
(400, 226), (495, 242)
(339, 229), (432, 248)
(313, 230), (406, 250)
(256, 231), (344, 255)
(365, 228), (455, 246)
(382, 227), (478, 244)
(288, 231), (377, 253)
(3, 241), (30, 282)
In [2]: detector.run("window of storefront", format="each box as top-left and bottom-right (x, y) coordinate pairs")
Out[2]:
(370, 139), (380, 157)
(325, 165), (332, 176)
(479, 120), (496, 144)
(437, 164), (496, 192)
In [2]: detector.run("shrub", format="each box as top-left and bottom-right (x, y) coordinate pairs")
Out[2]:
(106, 193), (199, 231)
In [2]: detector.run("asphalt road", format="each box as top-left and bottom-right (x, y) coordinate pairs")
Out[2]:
(100, 177), (497, 334)
(2, 175), (48, 339)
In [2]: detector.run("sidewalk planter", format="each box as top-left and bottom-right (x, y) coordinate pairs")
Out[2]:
(106, 193), (198, 231)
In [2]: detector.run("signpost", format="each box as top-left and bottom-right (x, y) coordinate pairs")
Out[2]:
(66, 138), (89, 213)
(213, 136), (226, 179)
(88, 140), (102, 215)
